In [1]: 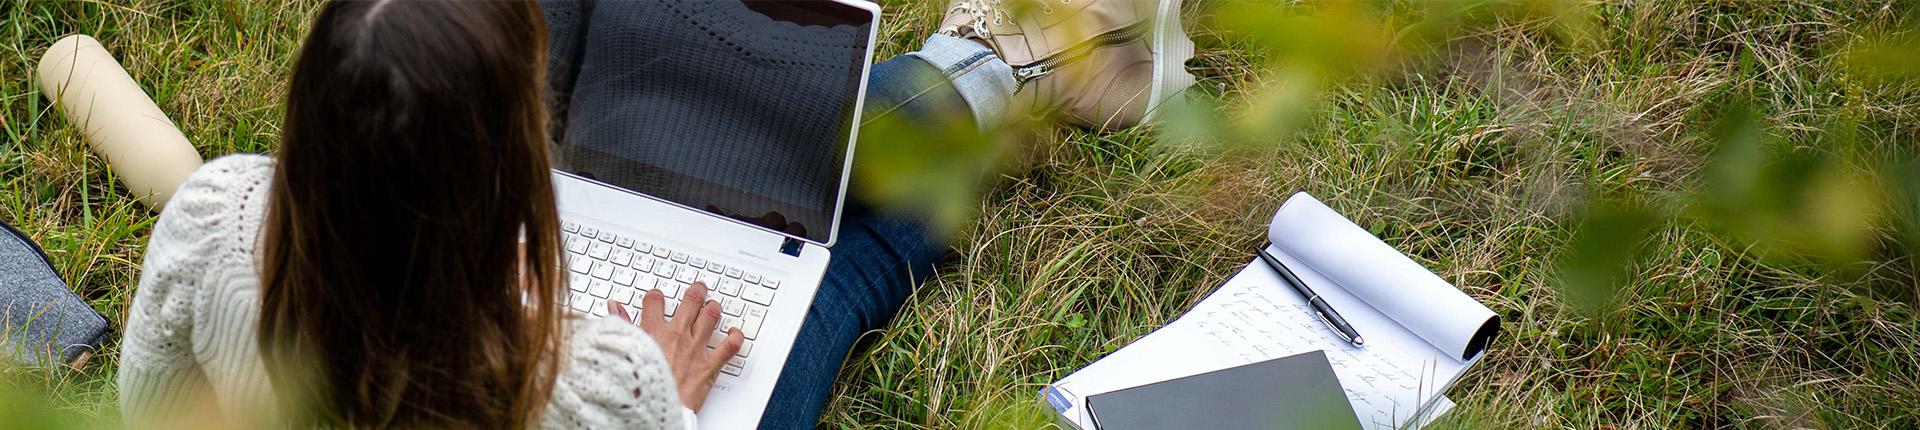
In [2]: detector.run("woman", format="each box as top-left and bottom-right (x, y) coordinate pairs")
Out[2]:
(119, 0), (1193, 427)
(118, 2), (734, 428)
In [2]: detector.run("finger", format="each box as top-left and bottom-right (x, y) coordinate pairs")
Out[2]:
(676, 282), (710, 332)
(709, 329), (744, 363)
(607, 299), (633, 323)
(639, 289), (667, 331)
(697, 330), (743, 384)
(690, 300), (722, 342)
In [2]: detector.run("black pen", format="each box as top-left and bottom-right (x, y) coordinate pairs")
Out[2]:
(1257, 243), (1365, 347)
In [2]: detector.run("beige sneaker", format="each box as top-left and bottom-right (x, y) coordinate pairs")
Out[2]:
(940, 0), (1195, 129)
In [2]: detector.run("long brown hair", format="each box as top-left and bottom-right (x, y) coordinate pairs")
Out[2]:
(258, 1), (562, 427)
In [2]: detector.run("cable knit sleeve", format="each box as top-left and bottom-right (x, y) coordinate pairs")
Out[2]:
(542, 316), (691, 429)
(119, 154), (278, 425)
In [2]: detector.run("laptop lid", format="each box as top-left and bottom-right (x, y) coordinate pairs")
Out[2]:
(551, 0), (880, 247)
(1085, 350), (1363, 430)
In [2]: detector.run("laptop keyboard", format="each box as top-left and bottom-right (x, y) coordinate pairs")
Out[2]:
(559, 220), (782, 377)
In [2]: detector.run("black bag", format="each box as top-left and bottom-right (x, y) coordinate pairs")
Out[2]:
(0, 219), (110, 367)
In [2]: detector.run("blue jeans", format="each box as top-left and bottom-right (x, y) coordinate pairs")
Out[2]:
(757, 38), (1011, 428)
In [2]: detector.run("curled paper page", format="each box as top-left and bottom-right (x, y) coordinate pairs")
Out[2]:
(1268, 192), (1499, 361)
(37, 34), (203, 210)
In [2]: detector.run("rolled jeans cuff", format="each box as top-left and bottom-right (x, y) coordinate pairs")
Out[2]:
(905, 34), (1016, 131)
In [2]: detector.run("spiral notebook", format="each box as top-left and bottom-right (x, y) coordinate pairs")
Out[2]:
(1043, 192), (1501, 429)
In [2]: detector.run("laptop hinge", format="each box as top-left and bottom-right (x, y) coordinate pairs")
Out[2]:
(779, 238), (804, 257)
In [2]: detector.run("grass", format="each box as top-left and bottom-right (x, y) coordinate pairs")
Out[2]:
(4, 0), (1919, 428)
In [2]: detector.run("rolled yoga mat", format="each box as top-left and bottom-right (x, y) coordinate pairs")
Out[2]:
(36, 34), (203, 210)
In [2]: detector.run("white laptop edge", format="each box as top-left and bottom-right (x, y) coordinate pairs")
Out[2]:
(560, 0), (879, 250)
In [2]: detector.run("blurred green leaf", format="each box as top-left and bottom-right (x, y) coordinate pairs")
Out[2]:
(1701, 102), (1769, 214)
(1846, 33), (1920, 83)
(0, 371), (109, 430)
(1695, 101), (1881, 265)
(1555, 202), (1659, 321)
(1213, 1), (1393, 77)
(1154, 93), (1227, 150)
(851, 110), (1015, 235)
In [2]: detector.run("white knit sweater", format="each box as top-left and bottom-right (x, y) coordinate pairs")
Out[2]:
(119, 154), (693, 428)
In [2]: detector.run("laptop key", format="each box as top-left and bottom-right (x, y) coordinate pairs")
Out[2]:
(764, 279), (780, 290)
(614, 269), (637, 286)
(744, 273), (761, 284)
(568, 258), (590, 275)
(569, 274), (588, 292)
(726, 267), (742, 278)
(722, 297), (744, 316)
(670, 251), (689, 264)
(589, 280), (612, 298)
(591, 299), (609, 317)
(591, 262), (613, 280)
(718, 279), (743, 296)
(726, 314), (747, 335)
(652, 246), (671, 259)
(675, 269), (696, 284)
(563, 221), (580, 233)
(743, 286), (775, 306)
(689, 257), (706, 269)
(721, 363), (743, 376)
(566, 238), (588, 254)
(581, 226), (597, 239)
(597, 231), (616, 244)
(742, 307), (766, 339)
(635, 242), (653, 254)
(610, 251), (632, 267)
(734, 340), (752, 358)
(588, 243), (611, 260)
(570, 292), (592, 312)
(708, 263), (725, 274)
(655, 264), (677, 279)
(616, 237), (635, 249)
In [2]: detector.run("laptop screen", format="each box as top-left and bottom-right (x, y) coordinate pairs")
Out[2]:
(551, 0), (876, 245)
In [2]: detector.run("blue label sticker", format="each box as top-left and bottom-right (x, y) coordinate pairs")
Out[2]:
(1041, 385), (1072, 414)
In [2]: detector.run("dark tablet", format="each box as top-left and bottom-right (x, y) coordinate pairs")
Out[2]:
(1087, 350), (1362, 430)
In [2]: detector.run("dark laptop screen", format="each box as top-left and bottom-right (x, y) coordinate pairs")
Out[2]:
(551, 0), (873, 244)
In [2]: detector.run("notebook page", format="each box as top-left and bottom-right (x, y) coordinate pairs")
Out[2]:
(1048, 258), (1465, 430)
(1268, 192), (1500, 361)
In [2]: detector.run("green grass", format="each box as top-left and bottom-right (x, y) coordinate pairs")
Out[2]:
(5, 0), (1920, 428)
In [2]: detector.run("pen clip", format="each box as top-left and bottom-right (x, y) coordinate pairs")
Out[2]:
(1316, 310), (1354, 344)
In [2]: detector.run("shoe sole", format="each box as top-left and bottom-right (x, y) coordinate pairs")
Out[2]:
(1142, 0), (1195, 124)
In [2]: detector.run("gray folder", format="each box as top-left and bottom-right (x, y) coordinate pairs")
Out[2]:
(1086, 350), (1362, 430)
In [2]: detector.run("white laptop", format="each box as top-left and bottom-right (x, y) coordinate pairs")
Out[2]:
(547, 1), (880, 428)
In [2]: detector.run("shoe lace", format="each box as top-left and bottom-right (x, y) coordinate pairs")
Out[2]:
(945, 0), (1010, 39)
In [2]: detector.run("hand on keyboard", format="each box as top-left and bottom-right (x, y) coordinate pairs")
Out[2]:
(608, 281), (744, 411)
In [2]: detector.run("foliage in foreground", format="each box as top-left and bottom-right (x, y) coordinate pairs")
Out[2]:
(2, 0), (1918, 428)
